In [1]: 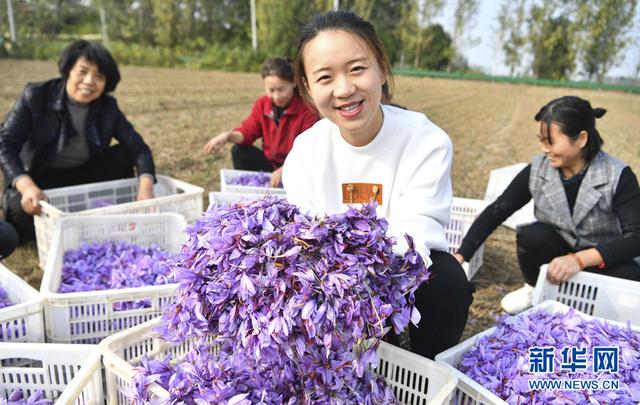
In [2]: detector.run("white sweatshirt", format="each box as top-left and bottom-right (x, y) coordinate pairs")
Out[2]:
(282, 104), (453, 260)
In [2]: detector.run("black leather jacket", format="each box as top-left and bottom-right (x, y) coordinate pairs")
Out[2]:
(0, 78), (155, 188)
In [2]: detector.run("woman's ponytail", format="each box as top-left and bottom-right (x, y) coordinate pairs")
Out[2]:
(592, 108), (607, 119)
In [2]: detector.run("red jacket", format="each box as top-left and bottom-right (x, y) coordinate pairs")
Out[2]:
(235, 93), (319, 168)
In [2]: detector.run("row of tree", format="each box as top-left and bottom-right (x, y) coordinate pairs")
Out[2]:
(498, 0), (638, 82)
(1, 0), (638, 81)
(0, 0), (465, 71)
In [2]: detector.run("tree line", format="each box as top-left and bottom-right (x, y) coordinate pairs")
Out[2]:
(1, 0), (638, 82)
(499, 0), (638, 82)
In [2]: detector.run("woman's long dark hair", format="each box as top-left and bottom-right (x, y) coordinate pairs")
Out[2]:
(535, 96), (606, 162)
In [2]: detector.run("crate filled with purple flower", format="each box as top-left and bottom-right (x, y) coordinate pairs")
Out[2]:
(34, 175), (203, 269)
(435, 301), (640, 404)
(101, 318), (457, 405)
(40, 214), (187, 344)
(220, 169), (286, 195)
(208, 191), (286, 209)
(0, 263), (44, 343)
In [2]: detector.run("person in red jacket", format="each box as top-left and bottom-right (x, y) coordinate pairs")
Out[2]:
(204, 58), (320, 187)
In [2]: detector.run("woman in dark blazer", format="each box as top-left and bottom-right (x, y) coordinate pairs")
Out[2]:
(455, 96), (640, 314)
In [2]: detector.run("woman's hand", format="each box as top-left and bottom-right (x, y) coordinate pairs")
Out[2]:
(270, 167), (283, 188)
(21, 185), (46, 215)
(203, 132), (231, 155)
(15, 176), (46, 216)
(546, 254), (581, 284)
(453, 253), (465, 265)
(137, 175), (154, 201)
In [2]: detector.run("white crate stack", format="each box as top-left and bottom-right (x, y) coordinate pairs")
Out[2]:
(219, 169), (287, 195)
(533, 265), (640, 325)
(0, 343), (103, 404)
(435, 300), (640, 405)
(446, 198), (490, 280)
(100, 317), (457, 405)
(40, 214), (187, 344)
(34, 175), (203, 268)
(0, 263), (44, 343)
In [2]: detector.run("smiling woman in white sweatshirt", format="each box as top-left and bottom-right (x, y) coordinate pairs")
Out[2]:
(282, 10), (474, 360)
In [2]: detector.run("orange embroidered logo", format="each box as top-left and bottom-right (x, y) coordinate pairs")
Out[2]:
(341, 183), (383, 204)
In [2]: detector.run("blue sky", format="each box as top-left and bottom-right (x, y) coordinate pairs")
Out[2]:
(434, 1), (640, 79)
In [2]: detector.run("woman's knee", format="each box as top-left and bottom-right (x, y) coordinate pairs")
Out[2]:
(2, 189), (35, 243)
(421, 251), (474, 306)
(0, 220), (18, 258)
(230, 144), (249, 160)
(516, 222), (561, 252)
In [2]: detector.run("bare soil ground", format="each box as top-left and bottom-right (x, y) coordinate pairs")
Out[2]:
(1, 59), (638, 339)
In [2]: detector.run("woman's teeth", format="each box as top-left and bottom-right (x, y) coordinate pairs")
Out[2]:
(341, 102), (360, 112)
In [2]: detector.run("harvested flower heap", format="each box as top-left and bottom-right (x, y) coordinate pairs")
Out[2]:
(130, 197), (430, 404)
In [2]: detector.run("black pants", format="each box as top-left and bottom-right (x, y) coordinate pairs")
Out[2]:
(3, 145), (135, 243)
(517, 221), (640, 286)
(405, 250), (474, 359)
(231, 144), (274, 172)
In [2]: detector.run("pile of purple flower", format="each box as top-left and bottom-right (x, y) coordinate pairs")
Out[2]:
(130, 197), (429, 404)
(227, 172), (281, 188)
(459, 307), (640, 404)
(0, 286), (14, 310)
(0, 390), (52, 405)
(58, 242), (173, 310)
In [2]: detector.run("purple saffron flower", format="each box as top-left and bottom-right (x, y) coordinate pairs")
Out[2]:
(459, 307), (640, 404)
(0, 286), (15, 309)
(1, 390), (53, 405)
(227, 172), (282, 188)
(58, 241), (174, 311)
(129, 197), (429, 404)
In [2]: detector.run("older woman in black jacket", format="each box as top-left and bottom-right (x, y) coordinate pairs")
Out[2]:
(0, 40), (155, 243)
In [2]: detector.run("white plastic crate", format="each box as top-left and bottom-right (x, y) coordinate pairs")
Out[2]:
(40, 214), (187, 344)
(208, 191), (286, 209)
(0, 263), (44, 343)
(483, 163), (535, 230)
(0, 343), (103, 404)
(446, 198), (490, 280)
(34, 175), (203, 268)
(101, 317), (457, 405)
(435, 300), (640, 405)
(219, 169), (287, 195)
(532, 265), (640, 325)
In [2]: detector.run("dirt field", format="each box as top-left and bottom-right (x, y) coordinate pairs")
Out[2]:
(1, 59), (639, 339)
